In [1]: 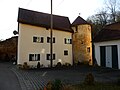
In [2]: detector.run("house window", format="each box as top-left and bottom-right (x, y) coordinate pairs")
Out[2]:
(47, 37), (55, 43)
(75, 26), (78, 33)
(87, 47), (90, 53)
(53, 37), (55, 43)
(64, 50), (68, 55)
(47, 37), (50, 43)
(29, 54), (40, 61)
(64, 38), (72, 44)
(46, 54), (55, 60)
(40, 37), (44, 43)
(33, 37), (37, 42)
(33, 36), (44, 43)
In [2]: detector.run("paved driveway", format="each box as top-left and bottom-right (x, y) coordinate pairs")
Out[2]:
(0, 62), (21, 90)
(1, 62), (120, 90)
(12, 65), (120, 90)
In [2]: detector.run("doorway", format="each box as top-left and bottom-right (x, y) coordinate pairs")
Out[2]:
(100, 45), (118, 69)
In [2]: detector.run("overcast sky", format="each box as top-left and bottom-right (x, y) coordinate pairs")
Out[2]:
(0, 0), (104, 40)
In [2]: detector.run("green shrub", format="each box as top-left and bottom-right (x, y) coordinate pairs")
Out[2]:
(45, 79), (62, 90)
(23, 62), (29, 70)
(117, 78), (120, 85)
(84, 73), (95, 85)
(53, 79), (62, 90)
(64, 63), (71, 67)
(45, 81), (53, 90)
(17, 64), (23, 69)
(56, 62), (62, 67)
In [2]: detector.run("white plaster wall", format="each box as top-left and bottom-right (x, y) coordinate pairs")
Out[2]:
(94, 40), (120, 69)
(18, 23), (72, 67)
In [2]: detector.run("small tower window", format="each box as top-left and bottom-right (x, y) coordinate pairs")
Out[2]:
(75, 26), (78, 33)
(81, 40), (84, 44)
(87, 47), (90, 53)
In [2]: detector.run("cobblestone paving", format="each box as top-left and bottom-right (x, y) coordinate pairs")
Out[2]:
(11, 66), (120, 90)
(11, 67), (85, 90)
(11, 68), (48, 90)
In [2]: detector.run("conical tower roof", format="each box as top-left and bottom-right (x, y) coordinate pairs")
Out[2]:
(72, 16), (90, 26)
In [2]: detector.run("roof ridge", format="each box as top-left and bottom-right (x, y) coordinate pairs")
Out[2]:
(72, 16), (90, 26)
(18, 8), (73, 33)
(19, 8), (69, 18)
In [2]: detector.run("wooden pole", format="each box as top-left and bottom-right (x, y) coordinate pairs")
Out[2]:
(50, 0), (53, 67)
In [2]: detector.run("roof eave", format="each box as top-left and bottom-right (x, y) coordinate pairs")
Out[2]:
(18, 21), (73, 33)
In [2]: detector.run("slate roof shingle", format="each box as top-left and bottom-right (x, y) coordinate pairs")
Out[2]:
(72, 16), (90, 26)
(93, 29), (120, 42)
(18, 8), (73, 32)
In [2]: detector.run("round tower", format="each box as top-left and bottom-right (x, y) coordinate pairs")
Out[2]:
(72, 16), (92, 65)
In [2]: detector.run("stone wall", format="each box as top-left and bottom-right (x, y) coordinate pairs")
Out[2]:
(0, 36), (18, 61)
(72, 24), (92, 65)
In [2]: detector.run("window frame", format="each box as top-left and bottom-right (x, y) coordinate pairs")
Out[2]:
(64, 38), (72, 44)
(46, 54), (56, 60)
(47, 37), (55, 43)
(64, 50), (68, 56)
(87, 47), (90, 53)
(33, 36), (44, 43)
(29, 54), (40, 61)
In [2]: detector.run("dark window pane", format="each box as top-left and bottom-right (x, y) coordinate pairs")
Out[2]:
(53, 54), (55, 60)
(33, 37), (37, 42)
(46, 54), (55, 60)
(47, 37), (50, 43)
(53, 37), (55, 43)
(75, 26), (78, 32)
(100, 46), (106, 67)
(41, 37), (44, 43)
(64, 38), (66, 44)
(46, 54), (50, 60)
(35, 54), (37, 60)
(29, 54), (40, 61)
(64, 50), (68, 55)
(87, 47), (90, 53)
(29, 54), (34, 61)
(70, 39), (72, 44)
(37, 54), (40, 60)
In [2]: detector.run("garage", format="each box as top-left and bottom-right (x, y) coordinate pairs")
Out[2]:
(100, 45), (118, 69)
(93, 22), (120, 69)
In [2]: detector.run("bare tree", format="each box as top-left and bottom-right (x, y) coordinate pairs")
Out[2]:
(116, 11), (120, 22)
(96, 10), (109, 26)
(87, 0), (120, 39)
(105, 0), (120, 23)
(87, 9), (109, 38)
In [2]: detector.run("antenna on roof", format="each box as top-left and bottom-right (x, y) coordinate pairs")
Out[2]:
(79, 13), (81, 16)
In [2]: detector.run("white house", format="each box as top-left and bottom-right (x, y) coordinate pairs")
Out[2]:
(94, 22), (120, 69)
(17, 8), (93, 67)
(17, 8), (73, 67)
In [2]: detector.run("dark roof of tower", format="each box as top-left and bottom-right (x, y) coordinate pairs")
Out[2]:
(72, 16), (90, 26)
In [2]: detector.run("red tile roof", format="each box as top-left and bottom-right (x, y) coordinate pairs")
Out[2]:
(18, 8), (73, 33)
